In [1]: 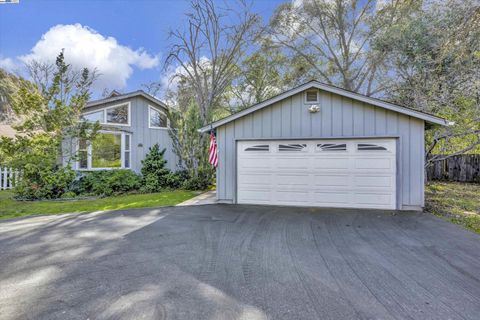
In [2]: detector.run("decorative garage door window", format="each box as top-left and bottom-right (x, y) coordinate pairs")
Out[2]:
(316, 143), (347, 151)
(278, 143), (307, 151)
(357, 143), (388, 151)
(244, 144), (270, 152)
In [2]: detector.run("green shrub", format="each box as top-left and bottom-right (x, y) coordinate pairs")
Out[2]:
(164, 170), (191, 189)
(61, 191), (77, 199)
(74, 170), (141, 196)
(140, 144), (174, 192)
(182, 168), (212, 190)
(15, 164), (76, 200)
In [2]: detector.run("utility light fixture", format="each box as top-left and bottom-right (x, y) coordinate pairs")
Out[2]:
(308, 104), (320, 113)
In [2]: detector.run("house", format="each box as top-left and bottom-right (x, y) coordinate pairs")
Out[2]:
(63, 90), (177, 173)
(200, 80), (449, 211)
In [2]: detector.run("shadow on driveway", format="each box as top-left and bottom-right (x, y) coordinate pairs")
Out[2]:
(0, 205), (479, 319)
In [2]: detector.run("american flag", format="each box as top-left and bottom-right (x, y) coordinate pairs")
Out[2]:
(209, 132), (218, 168)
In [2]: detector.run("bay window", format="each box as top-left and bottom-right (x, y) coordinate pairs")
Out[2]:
(91, 133), (122, 168)
(124, 134), (131, 169)
(77, 132), (131, 170)
(78, 139), (88, 169)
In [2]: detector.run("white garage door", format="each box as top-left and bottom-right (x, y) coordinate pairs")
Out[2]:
(237, 139), (396, 209)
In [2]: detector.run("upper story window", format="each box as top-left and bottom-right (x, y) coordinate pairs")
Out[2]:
(80, 102), (130, 126)
(81, 110), (104, 123)
(305, 89), (319, 103)
(149, 106), (168, 129)
(106, 103), (129, 125)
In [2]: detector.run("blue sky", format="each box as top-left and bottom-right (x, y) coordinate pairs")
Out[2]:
(0, 0), (283, 97)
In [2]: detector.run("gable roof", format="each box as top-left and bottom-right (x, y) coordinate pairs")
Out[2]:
(199, 80), (449, 133)
(85, 90), (167, 110)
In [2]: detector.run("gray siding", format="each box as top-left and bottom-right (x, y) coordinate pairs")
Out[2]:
(63, 96), (177, 173)
(216, 90), (425, 210)
(128, 96), (177, 173)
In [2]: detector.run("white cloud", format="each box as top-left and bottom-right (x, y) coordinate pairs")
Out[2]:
(0, 57), (18, 73)
(160, 56), (211, 91)
(19, 24), (159, 89)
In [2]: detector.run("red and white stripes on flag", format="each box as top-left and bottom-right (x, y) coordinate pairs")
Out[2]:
(209, 132), (218, 168)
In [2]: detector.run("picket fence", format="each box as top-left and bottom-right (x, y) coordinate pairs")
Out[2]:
(0, 167), (20, 190)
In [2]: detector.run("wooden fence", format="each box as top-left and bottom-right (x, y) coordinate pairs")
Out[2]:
(0, 167), (20, 190)
(426, 155), (480, 182)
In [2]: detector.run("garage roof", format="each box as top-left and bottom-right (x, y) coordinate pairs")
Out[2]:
(200, 80), (449, 133)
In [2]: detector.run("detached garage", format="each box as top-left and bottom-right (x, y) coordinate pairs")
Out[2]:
(200, 81), (449, 211)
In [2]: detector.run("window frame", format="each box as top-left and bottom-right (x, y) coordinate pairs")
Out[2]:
(357, 143), (389, 152)
(316, 143), (348, 152)
(77, 138), (89, 169)
(244, 144), (270, 152)
(278, 143), (308, 152)
(105, 102), (131, 126)
(81, 109), (105, 123)
(80, 102), (131, 127)
(124, 133), (131, 169)
(304, 89), (319, 104)
(148, 105), (169, 129)
(76, 130), (131, 171)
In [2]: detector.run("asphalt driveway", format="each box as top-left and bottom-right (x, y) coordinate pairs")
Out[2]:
(1, 205), (479, 320)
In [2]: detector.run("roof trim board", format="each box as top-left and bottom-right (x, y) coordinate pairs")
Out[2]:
(85, 90), (168, 110)
(199, 81), (449, 133)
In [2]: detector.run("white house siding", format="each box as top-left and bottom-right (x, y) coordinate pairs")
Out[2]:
(216, 90), (425, 210)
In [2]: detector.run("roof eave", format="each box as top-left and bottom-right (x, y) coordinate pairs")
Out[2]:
(199, 81), (449, 132)
(85, 91), (168, 110)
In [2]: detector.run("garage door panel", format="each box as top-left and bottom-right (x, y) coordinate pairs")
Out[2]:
(239, 157), (272, 169)
(311, 192), (351, 204)
(275, 190), (311, 202)
(238, 190), (272, 203)
(237, 139), (396, 209)
(239, 173), (272, 185)
(353, 175), (394, 188)
(312, 174), (350, 186)
(276, 173), (309, 186)
(355, 158), (393, 169)
(353, 193), (394, 205)
(312, 158), (349, 169)
(276, 157), (310, 169)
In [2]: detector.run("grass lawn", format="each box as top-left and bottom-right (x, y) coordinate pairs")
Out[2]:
(425, 181), (480, 235)
(0, 190), (197, 220)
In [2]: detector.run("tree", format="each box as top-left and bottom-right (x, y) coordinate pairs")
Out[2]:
(267, 0), (417, 96)
(141, 81), (163, 97)
(165, 0), (260, 124)
(225, 41), (302, 111)
(140, 144), (172, 192)
(0, 51), (99, 198)
(374, 0), (480, 164)
(168, 100), (206, 175)
(165, 0), (260, 177)
(0, 69), (23, 124)
(9, 51), (98, 137)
